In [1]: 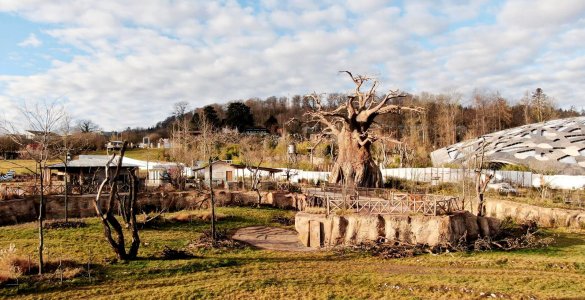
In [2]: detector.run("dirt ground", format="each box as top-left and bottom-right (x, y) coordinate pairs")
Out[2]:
(232, 226), (315, 252)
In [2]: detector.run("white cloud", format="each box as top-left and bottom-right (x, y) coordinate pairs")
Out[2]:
(499, 0), (585, 28)
(1, 0), (585, 130)
(18, 33), (42, 47)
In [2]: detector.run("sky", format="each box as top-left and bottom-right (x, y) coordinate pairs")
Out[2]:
(1, 0), (585, 131)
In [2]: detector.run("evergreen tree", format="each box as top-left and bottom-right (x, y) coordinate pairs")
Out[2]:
(203, 105), (221, 129)
(226, 102), (254, 132)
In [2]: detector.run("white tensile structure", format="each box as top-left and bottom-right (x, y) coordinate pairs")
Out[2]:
(431, 117), (585, 176)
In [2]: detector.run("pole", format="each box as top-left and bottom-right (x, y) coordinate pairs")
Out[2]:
(38, 161), (44, 275)
(209, 157), (216, 242)
(64, 161), (68, 222)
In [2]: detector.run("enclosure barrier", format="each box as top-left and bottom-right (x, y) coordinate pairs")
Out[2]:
(1, 182), (134, 198)
(304, 186), (462, 216)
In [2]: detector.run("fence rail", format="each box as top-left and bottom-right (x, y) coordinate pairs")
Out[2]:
(1, 182), (134, 198)
(324, 193), (462, 216)
(305, 186), (463, 216)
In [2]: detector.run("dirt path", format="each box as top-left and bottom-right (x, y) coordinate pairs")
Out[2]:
(232, 226), (315, 252)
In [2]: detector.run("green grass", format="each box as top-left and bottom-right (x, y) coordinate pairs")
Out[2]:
(1, 207), (585, 299)
(0, 160), (60, 175)
(1, 148), (166, 176)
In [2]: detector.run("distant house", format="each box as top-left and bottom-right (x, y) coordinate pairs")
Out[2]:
(193, 160), (281, 184)
(24, 130), (60, 139)
(158, 138), (172, 149)
(243, 127), (269, 135)
(106, 140), (124, 151)
(47, 155), (139, 194)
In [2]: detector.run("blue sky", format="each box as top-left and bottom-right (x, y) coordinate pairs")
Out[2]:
(1, 0), (585, 130)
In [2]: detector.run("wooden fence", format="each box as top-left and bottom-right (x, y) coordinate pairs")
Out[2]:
(305, 186), (463, 216)
(324, 194), (462, 216)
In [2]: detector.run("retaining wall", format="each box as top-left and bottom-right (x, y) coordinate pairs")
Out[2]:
(0, 191), (307, 226)
(485, 199), (585, 228)
(295, 211), (501, 248)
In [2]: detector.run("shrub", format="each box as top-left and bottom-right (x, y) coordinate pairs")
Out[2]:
(0, 244), (35, 283)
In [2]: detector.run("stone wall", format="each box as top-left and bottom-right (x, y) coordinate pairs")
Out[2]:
(0, 190), (307, 226)
(485, 199), (585, 228)
(295, 211), (501, 248)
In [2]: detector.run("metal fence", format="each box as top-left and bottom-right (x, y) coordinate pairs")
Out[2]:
(381, 167), (585, 190)
(1, 182), (134, 198)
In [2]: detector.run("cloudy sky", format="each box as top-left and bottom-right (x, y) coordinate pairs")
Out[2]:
(1, 0), (584, 130)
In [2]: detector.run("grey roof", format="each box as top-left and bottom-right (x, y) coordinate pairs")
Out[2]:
(431, 116), (585, 175)
(48, 155), (139, 169)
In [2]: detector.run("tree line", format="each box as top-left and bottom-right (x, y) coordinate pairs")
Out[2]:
(119, 87), (579, 165)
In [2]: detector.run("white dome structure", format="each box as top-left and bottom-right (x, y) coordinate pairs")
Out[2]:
(431, 117), (585, 175)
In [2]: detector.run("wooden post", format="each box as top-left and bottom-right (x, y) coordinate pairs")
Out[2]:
(64, 162), (68, 222)
(209, 157), (216, 242)
(38, 161), (44, 275)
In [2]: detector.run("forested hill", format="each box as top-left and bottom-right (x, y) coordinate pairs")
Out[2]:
(118, 89), (583, 152)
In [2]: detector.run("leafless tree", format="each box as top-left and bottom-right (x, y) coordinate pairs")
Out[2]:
(306, 71), (423, 187)
(76, 119), (101, 133)
(239, 135), (271, 206)
(57, 115), (94, 221)
(0, 100), (65, 274)
(473, 138), (494, 217)
(193, 112), (233, 242)
(93, 142), (140, 260)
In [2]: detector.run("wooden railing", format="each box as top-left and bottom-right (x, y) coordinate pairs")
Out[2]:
(305, 186), (463, 216)
(323, 193), (462, 216)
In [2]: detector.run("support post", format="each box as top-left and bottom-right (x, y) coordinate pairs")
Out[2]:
(209, 157), (216, 243)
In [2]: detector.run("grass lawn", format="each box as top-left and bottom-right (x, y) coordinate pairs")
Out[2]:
(1, 206), (584, 299)
(0, 160), (60, 175)
(1, 148), (166, 176)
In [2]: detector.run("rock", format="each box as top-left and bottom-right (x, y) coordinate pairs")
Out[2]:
(486, 199), (585, 229)
(296, 211), (501, 248)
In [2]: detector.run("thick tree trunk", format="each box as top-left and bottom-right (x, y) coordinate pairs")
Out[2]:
(94, 144), (140, 260)
(329, 129), (383, 188)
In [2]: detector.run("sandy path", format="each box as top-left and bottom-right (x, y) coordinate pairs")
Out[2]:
(232, 226), (315, 252)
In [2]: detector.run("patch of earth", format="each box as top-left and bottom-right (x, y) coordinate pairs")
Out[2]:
(232, 226), (315, 252)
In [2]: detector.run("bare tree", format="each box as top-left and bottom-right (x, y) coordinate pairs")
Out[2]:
(530, 88), (557, 123)
(1, 101), (65, 274)
(306, 71), (423, 187)
(57, 115), (93, 221)
(76, 119), (101, 133)
(93, 142), (140, 260)
(239, 136), (270, 206)
(193, 112), (231, 242)
(473, 138), (494, 217)
(168, 103), (194, 190)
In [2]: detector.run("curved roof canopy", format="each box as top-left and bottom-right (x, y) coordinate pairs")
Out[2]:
(431, 117), (585, 175)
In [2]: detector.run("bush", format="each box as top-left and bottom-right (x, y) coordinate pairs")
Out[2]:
(0, 244), (35, 283)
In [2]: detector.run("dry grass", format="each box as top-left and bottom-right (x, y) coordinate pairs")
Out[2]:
(303, 207), (326, 214)
(169, 211), (228, 222)
(0, 207), (584, 299)
(0, 244), (36, 283)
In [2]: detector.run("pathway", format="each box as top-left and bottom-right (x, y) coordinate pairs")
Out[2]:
(232, 226), (315, 252)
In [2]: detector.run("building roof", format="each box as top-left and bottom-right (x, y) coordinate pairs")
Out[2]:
(431, 116), (585, 175)
(48, 155), (139, 169)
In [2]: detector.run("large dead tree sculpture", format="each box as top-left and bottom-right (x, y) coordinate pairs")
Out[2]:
(94, 142), (140, 260)
(306, 71), (423, 187)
